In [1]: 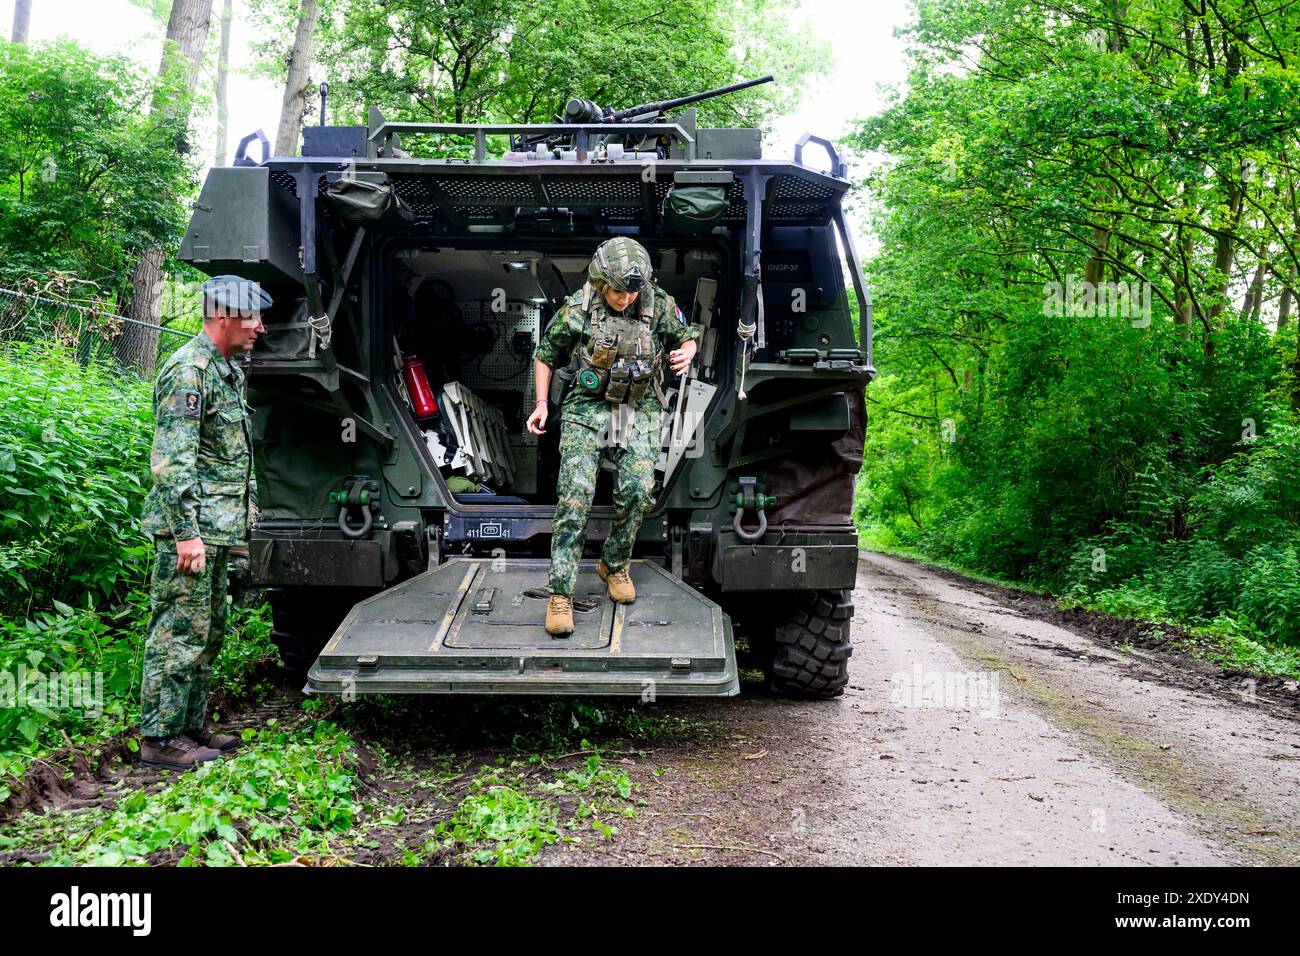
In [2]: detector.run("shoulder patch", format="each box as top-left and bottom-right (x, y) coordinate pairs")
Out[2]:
(674, 304), (686, 325)
(183, 391), (201, 418)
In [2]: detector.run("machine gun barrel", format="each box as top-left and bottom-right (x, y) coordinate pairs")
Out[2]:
(609, 74), (774, 121)
(515, 75), (775, 151)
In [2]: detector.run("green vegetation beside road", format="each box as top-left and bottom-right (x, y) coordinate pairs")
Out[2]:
(853, 0), (1300, 664)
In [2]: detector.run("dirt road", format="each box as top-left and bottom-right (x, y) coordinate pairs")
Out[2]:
(543, 551), (1300, 866)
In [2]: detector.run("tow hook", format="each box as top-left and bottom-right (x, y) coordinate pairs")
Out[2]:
(330, 477), (380, 539)
(733, 476), (777, 543)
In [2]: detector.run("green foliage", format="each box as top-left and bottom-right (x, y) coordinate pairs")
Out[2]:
(1055, 419), (1300, 640)
(0, 592), (274, 773)
(1237, 545), (1300, 638)
(0, 600), (136, 753)
(433, 774), (563, 866)
(2, 721), (360, 866)
(261, 0), (822, 142)
(1187, 613), (1300, 679)
(430, 746), (636, 865)
(213, 603), (278, 699)
(852, 0), (1300, 650)
(0, 343), (154, 614)
(0, 38), (195, 299)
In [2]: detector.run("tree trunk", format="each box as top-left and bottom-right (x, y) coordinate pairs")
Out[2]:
(1293, 333), (1300, 411)
(275, 0), (321, 157)
(1243, 257), (1266, 321)
(1279, 268), (1294, 329)
(10, 0), (31, 44)
(1083, 224), (1110, 313)
(1250, 279), (1265, 324)
(1206, 176), (1243, 325)
(122, 0), (215, 372)
(1207, 41), (1245, 324)
(214, 0), (232, 166)
(152, 0), (213, 82)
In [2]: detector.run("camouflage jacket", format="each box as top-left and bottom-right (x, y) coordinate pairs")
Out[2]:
(533, 281), (700, 431)
(141, 330), (255, 546)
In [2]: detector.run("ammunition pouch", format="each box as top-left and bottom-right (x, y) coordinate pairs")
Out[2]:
(577, 346), (662, 405)
(627, 357), (656, 403)
(590, 335), (619, 370)
(605, 360), (631, 403)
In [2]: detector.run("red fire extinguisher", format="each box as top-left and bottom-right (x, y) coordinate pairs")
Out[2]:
(401, 356), (439, 419)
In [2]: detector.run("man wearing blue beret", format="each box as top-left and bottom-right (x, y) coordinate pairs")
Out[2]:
(137, 275), (269, 769)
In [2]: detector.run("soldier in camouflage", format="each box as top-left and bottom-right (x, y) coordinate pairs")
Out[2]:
(137, 275), (269, 770)
(528, 238), (700, 635)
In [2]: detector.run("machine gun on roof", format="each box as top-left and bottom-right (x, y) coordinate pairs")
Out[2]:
(510, 75), (773, 159)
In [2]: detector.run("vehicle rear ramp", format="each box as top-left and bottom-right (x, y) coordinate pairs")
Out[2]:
(306, 558), (739, 696)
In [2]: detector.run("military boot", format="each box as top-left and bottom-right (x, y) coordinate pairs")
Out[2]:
(188, 725), (241, 754)
(597, 559), (636, 604)
(546, 594), (575, 635)
(140, 735), (223, 771)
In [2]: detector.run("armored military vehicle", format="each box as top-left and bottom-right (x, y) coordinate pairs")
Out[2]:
(179, 77), (874, 698)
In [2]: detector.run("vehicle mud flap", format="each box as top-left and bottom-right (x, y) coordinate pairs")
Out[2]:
(305, 557), (739, 696)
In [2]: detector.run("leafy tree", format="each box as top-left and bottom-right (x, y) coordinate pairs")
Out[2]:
(850, 0), (1300, 642)
(0, 39), (195, 298)
(121, 0), (214, 345)
(244, 0), (821, 145)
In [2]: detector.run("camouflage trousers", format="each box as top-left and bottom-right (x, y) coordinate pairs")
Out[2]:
(140, 538), (231, 738)
(548, 408), (659, 597)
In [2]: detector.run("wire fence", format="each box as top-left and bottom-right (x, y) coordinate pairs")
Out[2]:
(0, 286), (193, 380)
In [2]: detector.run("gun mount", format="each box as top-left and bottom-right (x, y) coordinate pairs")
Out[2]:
(511, 75), (774, 159)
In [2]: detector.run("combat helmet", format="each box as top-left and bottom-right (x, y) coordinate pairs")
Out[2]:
(588, 237), (651, 292)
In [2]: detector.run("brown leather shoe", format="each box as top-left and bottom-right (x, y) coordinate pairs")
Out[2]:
(140, 735), (223, 770)
(545, 594), (574, 635)
(188, 726), (241, 753)
(597, 559), (636, 603)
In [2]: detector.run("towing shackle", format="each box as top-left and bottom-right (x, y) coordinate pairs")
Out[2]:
(733, 477), (777, 543)
(330, 478), (381, 539)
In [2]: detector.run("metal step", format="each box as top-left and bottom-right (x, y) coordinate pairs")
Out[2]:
(306, 557), (738, 696)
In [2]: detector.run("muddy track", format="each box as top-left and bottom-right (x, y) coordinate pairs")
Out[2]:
(538, 551), (1300, 866)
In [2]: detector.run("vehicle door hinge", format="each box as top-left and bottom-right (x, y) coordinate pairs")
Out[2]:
(426, 523), (442, 570)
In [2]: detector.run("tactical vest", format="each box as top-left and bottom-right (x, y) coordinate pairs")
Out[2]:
(574, 281), (664, 404)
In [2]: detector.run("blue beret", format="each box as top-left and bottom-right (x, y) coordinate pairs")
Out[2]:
(201, 275), (273, 317)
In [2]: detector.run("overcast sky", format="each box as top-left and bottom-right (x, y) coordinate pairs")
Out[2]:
(2, 0), (913, 249)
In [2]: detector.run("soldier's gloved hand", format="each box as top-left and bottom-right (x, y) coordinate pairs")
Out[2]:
(176, 536), (207, 576)
(526, 401), (548, 436)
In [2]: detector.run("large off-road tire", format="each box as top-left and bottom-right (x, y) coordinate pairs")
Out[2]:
(768, 589), (854, 699)
(268, 587), (363, 677)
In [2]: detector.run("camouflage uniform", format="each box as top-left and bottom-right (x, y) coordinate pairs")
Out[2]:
(535, 277), (699, 597)
(139, 329), (255, 737)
